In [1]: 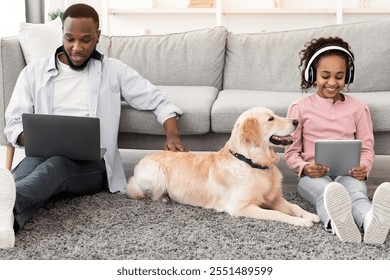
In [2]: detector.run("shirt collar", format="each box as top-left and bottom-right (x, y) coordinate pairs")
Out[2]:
(314, 92), (346, 105)
(47, 46), (104, 73)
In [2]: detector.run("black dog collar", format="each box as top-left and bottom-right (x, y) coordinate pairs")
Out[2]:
(229, 149), (269, 170)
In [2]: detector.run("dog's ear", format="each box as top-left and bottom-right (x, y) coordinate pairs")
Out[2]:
(240, 117), (261, 146)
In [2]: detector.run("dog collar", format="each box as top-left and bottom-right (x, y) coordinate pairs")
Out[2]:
(229, 149), (269, 170)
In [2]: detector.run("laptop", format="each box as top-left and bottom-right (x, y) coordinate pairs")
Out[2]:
(315, 139), (361, 177)
(22, 113), (106, 161)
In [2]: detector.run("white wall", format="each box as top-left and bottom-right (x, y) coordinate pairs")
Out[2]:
(0, 1), (25, 37)
(45, 0), (103, 22)
(103, 0), (390, 36)
(2, 0), (390, 38)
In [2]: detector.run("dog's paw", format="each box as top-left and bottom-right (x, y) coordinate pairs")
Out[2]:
(161, 196), (171, 203)
(296, 218), (315, 228)
(294, 213), (320, 227)
(287, 216), (314, 227)
(302, 212), (320, 223)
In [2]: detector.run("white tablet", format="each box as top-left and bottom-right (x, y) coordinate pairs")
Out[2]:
(315, 140), (361, 177)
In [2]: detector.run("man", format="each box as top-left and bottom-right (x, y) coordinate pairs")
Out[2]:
(0, 3), (187, 248)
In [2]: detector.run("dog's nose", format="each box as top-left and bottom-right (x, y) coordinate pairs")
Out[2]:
(293, 119), (298, 126)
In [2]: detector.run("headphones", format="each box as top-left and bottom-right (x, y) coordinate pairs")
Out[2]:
(304, 45), (355, 85)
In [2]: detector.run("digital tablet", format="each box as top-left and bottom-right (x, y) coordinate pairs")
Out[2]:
(315, 139), (361, 177)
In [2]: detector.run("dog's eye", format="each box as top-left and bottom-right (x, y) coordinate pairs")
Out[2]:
(268, 116), (274, 121)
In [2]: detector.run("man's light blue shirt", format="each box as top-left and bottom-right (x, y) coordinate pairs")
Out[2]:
(4, 49), (182, 193)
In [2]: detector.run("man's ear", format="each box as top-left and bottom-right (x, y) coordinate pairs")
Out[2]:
(96, 29), (101, 44)
(240, 117), (260, 146)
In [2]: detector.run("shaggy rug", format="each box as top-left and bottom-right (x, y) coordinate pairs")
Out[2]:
(0, 190), (389, 260)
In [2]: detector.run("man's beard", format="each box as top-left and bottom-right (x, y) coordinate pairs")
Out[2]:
(63, 48), (95, 71)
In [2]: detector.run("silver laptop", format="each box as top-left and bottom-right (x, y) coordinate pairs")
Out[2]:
(22, 113), (106, 161)
(315, 140), (361, 177)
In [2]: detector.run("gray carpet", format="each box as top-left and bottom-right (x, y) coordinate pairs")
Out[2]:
(0, 190), (389, 260)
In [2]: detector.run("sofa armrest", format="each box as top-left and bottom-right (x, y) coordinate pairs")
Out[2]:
(0, 36), (26, 145)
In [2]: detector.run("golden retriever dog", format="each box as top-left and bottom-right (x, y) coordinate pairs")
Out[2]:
(126, 107), (320, 227)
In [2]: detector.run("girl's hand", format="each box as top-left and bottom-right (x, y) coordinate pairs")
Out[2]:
(303, 163), (329, 178)
(349, 164), (368, 181)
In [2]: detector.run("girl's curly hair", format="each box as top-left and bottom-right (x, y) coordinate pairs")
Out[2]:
(299, 37), (354, 92)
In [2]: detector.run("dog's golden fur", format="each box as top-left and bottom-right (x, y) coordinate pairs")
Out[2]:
(126, 107), (319, 227)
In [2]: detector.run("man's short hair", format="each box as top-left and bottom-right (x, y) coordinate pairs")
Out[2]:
(63, 3), (99, 30)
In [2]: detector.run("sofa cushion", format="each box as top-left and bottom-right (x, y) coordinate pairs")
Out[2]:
(97, 35), (111, 57)
(119, 86), (219, 135)
(224, 19), (390, 93)
(349, 92), (390, 132)
(18, 17), (62, 64)
(110, 27), (227, 89)
(211, 90), (303, 133)
(212, 90), (390, 134)
(0, 37), (26, 144)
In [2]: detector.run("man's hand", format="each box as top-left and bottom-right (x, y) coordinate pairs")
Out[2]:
(164, 135), (188, 152)
(163, 117), (188, 152)
(17, 132), (25, 146)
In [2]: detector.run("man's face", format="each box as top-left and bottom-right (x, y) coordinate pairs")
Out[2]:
(61, 17), (100, 71)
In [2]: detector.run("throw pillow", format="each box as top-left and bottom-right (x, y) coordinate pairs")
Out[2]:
(18, 17), (62, 64)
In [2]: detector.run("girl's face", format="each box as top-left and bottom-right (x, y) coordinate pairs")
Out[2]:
(315, 54), (347, 103)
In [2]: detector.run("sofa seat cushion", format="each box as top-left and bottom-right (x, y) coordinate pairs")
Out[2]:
(348, 92), (390, 132)
(211, 90), (304, 133)
(119, 86), (219, 135)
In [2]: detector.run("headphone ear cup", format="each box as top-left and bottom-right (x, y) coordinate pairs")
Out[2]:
(349, 66), (354, 84)
(345, 65), (354, 84)
(308, 66), (315, 83)
(345, 70), (350, 84)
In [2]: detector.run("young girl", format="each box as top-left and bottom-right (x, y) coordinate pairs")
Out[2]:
(285, 36), (390, 244)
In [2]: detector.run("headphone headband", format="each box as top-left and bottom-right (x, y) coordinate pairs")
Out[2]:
(304, 45), (355, 84)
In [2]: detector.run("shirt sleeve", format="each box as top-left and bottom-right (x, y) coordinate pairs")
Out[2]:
(4, 67), (34, 147)
(118, 61), (183, 125)
(355, 104), (375, 172)
(284, 103), (310, 176)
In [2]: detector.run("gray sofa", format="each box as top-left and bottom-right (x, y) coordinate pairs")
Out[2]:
(1, 19), (390, 155)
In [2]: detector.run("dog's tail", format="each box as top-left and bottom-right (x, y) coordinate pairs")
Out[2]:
(126, 177), (145, 199)
(125, 159), (168, 201)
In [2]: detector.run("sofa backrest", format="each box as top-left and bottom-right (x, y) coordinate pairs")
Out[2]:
(110, 26), (228, 89)
(224, 19), (390, 93)
(0, 37), (26, 144)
